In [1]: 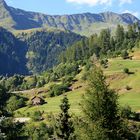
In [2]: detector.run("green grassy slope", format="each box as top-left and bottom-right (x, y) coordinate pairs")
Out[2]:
(17, 89), (84, 116)
(104, 58), (140, 111)
(15, 51), (140, 116)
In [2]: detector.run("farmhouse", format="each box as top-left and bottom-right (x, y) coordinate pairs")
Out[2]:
(31, 96), (45, 106)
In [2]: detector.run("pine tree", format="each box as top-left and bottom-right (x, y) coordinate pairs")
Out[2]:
(81, 67), (127, 140)
(115, 25), (124, 43)
(99, 29), (111, 53)
(0, 117), (6, 139)
(55, 95), (75, 140)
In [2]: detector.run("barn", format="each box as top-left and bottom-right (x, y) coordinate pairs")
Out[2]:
(31, 96), (45, 106)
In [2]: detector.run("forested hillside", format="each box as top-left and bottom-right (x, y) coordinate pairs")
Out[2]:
(60, 23), (140, 63)
(0, 27), (83, 75)
(19, 30), (83, 73)
(0, 27), (27, 76)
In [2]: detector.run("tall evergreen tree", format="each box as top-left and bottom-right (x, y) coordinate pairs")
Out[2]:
(115, 25), (124, 43)
(0, 85), (8, 115)
(0, 117), (6, 139)
(115, 25), (125, 50)
(127, 25), (136, 39)
(99, 29), (111, 54)
(55, 95), (75, 140)
(81, 67), (130, 140)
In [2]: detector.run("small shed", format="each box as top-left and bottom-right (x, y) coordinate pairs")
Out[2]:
(31, 96), (45, 106)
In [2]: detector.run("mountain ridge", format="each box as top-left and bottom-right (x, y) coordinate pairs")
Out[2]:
(0, 0), (140, 36)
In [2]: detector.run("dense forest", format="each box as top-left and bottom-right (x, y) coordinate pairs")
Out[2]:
(0, 28), (27, 76)
(0, 28), (83, 75)
(19, 30), (83, 73)
(60, 23), (140, 63)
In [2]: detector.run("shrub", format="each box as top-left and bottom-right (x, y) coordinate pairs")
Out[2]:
(53, 63), (79, 78)
(100, 59), (108, 68)
(31, 111), (42, 121)
(121, 50), (129, 59)
(123, 68), (129, 74)
(49, 84), (69, 97)
(6, 96), (25, 113)
(62, 76), (73, 85)
(24, 122), (53, 139)
(126, 85), (132, 90)
(121, 106), (133, 119)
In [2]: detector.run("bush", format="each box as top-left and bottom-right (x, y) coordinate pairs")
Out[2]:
(31, 111), (42, 121)
(81, 71), (90, 81)
(121, 50), (129, 59)
(0, 75), (24, 91)
(100, 59), (108, 68)
(24, 122), (53, 139)
(49, 84), (69, 97)
(85, 61), (93, 71)
(52, 63), (79, 79)
(6, 96), (25, 113)
(121, 106), (132, 119)
(126, 85), (132, 90)
(62, 76), (74, 85)
(123, 68), (129, 74)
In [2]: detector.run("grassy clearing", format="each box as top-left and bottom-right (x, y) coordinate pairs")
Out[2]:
(15, 89), (84, 116)
(119, 92), (140, 111)
(105, 59), (140, 73)
(106, 58), (140, 111)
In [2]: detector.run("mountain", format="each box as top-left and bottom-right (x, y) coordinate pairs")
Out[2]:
(18, 29), (83, 74)
(0, 27), (83, 75)
(0, 0), (140, 36)
(0, 27), (27, 76)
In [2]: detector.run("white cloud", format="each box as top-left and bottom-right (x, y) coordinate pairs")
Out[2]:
(66, 0), (134, 6)
(66, 0), (112, 6)
(122, 10), (139, 18)
(119, 0), (132, 5)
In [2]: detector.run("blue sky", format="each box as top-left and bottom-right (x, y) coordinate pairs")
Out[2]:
(5, 0), (140, 18)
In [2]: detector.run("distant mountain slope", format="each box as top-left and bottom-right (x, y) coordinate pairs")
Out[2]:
(0, 27), (27, 76)
(18, 29), (83, 74)
(0, 0), (140, 36)
(0, 27), (83, 75)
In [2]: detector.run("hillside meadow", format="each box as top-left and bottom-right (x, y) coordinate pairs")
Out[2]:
(15, 50), (140, 116)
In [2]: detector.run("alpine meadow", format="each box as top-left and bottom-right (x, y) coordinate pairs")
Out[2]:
(0, 0), (140, 139)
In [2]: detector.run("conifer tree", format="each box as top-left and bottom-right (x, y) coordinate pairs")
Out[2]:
(0, 117), (6, 139)
(55, 95), (75, 140)
(81, 67), (130, 140)
(99, 29), (111, 53)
